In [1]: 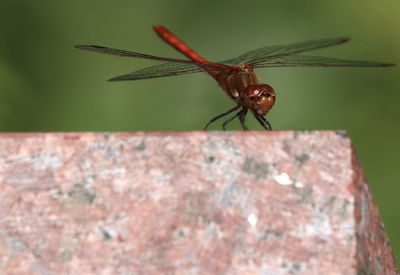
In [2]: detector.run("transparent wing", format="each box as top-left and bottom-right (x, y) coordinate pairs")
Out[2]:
(75, 45), (230, 81)
(75, 45), (200, 64)
(252, 55), (394, 68)
(108, 62), (207, 81)
(219, 38), (350, 65)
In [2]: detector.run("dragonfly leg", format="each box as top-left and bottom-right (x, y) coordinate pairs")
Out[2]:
(239, 108), (249, 131)
(222, 110), (242, 131)
(203, 105), (240, 130)
(261, 116), (272, 130)
(255, 115), (272, 130)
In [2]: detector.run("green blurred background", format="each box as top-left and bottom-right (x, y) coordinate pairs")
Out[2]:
(1, 0), (399, 261)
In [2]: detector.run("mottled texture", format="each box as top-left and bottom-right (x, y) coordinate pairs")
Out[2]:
(0, 132), (397, 274)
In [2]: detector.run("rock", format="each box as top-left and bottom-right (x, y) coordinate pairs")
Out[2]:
(0, 132), (397, 274)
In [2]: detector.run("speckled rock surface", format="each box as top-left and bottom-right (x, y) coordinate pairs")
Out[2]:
(0, 132), (397, 274)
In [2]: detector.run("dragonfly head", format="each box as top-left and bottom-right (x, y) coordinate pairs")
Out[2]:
(243, 84), (276, 116)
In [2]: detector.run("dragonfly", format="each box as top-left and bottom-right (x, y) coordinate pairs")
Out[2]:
(75, 26), (394, 130)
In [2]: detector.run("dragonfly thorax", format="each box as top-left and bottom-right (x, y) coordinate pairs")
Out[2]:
(217, 68), (275, 116)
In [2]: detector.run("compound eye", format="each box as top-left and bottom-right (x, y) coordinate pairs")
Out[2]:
(256, 96), (266, 104)
(257, 93), (275, 108)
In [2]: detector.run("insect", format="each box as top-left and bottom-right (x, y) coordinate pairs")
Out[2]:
(75, 26), (393, 130)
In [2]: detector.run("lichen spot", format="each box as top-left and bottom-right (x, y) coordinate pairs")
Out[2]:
(247, 213), (258, 226)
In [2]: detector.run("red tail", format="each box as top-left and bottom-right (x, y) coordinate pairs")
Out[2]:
(153, 26), (210, 64)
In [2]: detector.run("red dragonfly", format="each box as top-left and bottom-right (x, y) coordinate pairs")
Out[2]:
(75, 26), (393, 130)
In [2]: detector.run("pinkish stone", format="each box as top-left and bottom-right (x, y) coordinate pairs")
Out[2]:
(0, 132), (397, 274)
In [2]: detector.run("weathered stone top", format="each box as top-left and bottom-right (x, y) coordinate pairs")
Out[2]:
(0, 132), (397, 274)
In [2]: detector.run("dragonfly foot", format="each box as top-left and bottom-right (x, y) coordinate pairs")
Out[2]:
(255, 115), (272, 130)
